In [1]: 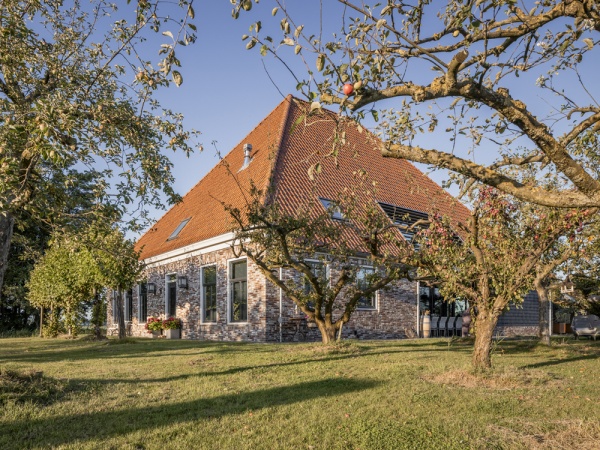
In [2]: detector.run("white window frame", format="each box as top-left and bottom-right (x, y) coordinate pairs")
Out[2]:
(165, 273), (177, 317)
(227, 257), (248, 324)
(200, 264), (218, 324)
(356, 266), (378, 310)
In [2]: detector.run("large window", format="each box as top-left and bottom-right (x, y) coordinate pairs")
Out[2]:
(230, 260), (247, 322)
(202, 266), (217, 322)
(125, 289), (133, 322)
(138, 283), (148, 322)
(356, 267), (376, 309)
(166, 274), (177, 318)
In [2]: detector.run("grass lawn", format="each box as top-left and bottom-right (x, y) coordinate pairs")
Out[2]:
(0, 336), (599, 450)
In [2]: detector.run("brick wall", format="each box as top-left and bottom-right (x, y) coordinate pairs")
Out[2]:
(107, 249), (420, 342)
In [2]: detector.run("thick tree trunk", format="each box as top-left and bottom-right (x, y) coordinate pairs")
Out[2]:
(0, 212), (15, 303)
(472, 311), (500, 371)
(535, 279), (551, 346)
(317, 321), (338, 344)
(116, 290), (126, 339)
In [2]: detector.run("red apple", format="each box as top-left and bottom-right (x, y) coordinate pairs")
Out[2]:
(343, 83), (354, 96)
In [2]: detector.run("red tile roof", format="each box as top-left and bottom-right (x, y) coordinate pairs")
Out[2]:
(136, 96), (470, 260)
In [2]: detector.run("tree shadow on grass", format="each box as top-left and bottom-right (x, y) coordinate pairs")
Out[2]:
(0, 378), (379, 448)
(522, 352), (600, 369)
(0, 338), (473, 366)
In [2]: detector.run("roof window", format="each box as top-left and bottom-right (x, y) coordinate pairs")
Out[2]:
(319, 198), (345, 221)
(378, 202), (428, 245)
(167, 217), (191, 241)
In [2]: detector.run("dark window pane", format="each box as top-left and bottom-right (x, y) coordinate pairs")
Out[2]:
(203, 266), (217, 322)
(167, 279), (177, 317)
(139, 283), (148, 322)
(232, 261), (247, 280)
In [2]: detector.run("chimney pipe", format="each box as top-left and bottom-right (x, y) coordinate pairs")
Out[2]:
(241, 143), (252, 170)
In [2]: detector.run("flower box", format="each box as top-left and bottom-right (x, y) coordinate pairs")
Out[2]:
(165, 329), (181, 339)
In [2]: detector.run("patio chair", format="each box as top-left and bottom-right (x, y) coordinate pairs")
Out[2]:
(430, 315), (440, 337)
(454, 317), (463, 337)
(438, 316), (448, 337)
(446, 317), (456, 337)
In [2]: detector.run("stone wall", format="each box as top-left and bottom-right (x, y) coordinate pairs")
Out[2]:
(107, 249), (420, 342)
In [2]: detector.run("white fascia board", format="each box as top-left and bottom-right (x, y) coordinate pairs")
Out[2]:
(143, 232), (236, 268)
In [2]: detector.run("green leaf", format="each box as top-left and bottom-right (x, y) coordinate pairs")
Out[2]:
(371, 110), (379, 122)
(246, 39), (257, 50)
(583, 38), (594, 50)
(260, 44), (268, 57)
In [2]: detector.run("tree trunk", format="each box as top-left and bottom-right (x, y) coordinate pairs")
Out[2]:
(116, 290), (126, 339)
(0, 212), (15, 303)
(39, 306), (44, 337)
(317, 321), (338, 344)
(535, 279), (551, 346)
(472, 311), (500, 371)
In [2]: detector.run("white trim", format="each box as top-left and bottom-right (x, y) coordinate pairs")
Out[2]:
(227, 257), (248, 325)
(143, 232), (236, 267)
(200, 264), (218, 324)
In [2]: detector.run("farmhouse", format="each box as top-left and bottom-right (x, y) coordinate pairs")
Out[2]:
(107, 95), (500, 341)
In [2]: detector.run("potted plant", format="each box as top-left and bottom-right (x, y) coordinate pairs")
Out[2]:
(145, 317), (163, 338)
(162, 317), (181, 339)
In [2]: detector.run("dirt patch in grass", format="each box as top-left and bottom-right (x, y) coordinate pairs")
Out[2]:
(288, 342), (365, 357)
(484, 419), (600, 450)
(0, 368), (67, 405)
(423, 367), (561, 390)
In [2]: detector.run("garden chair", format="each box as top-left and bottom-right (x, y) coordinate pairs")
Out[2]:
(446, 317), (456, 337)
(438, 316), (448, 337)
(430, 315), (440, 337)
(571, 315), (600, 340)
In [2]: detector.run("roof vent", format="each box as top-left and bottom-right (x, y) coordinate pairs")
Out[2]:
(240, 143), (252, 171)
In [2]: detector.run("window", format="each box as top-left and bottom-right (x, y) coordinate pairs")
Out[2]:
(378, 202), (428, 246)
(167, 217), (191, 241)
(356, 267), (376, 309)
(125, 289), (133, 322)
(303, 260), (327, 294)
(202, 266), (217, 322)
(319, 198), (345, 220)
(230, 260), (247, 322)
(138, 283), (148, 322)
(166, 274), (177, 317)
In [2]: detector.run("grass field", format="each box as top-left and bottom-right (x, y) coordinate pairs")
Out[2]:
(1, 336), (599, 449)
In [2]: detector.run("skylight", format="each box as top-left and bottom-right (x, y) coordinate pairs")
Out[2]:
(378, 202), (428, 245)
(319, 198), (345, 220)
(167, 218), (191, 241)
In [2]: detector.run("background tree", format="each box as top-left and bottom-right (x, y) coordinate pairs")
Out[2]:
(236, 0), (600, 208)
(416, 186), (593, 370)
(226, 183), (413, 344)
(0, 0), (198, 298)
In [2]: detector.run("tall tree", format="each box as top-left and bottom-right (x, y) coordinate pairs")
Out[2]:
(0, 0), (198, 298)
(235, 1), (600, 207)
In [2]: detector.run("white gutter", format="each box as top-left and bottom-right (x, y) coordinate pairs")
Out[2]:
(143, 232), (236, 267)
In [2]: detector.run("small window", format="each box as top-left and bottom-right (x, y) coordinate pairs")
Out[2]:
(167, 218), (191, 241)
(138, 283), (148, 322)
(319, 198), (345, 220)
(202, 266), (217, 323)
(356, 267), (376, 309)
(230, 260), (247, 322)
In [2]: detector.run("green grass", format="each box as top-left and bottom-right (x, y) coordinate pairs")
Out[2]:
(0, 337), (598, 449)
